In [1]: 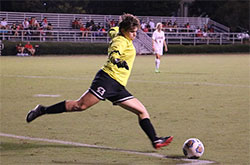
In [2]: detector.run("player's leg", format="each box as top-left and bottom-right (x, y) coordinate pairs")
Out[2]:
(32, 48), (35, 55)
(155, 53), (161, 73)
(66, 90), (100, 111)
(117, 98), (173, 149)
(26, 90), (100, 123)
(21, 47), (24, 53)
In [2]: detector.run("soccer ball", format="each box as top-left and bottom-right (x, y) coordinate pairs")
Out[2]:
(183, 138), (204, 159)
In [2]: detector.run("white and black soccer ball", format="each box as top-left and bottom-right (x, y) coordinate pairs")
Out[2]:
(183, 138), (204, 159)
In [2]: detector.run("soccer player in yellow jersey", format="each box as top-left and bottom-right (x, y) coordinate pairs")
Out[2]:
(26, 14), (173, 149)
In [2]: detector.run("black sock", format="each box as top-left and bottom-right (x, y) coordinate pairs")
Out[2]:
(139, 118), (157, 143)
(43, 101), (67, 114)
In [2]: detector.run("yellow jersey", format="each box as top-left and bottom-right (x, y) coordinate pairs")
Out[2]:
(102, 27), (136, 87)
(108, 26), (119, 38)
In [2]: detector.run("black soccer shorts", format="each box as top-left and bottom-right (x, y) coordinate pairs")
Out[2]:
(89, 69), (134, 105)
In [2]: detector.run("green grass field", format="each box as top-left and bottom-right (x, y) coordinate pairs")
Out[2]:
(1, 54), (249, 164)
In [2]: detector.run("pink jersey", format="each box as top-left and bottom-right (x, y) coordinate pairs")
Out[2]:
(152, 30), (165, 55)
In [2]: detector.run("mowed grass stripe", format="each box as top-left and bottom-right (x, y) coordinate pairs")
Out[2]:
(0, 132), (215, 164)
(2, 74), (249, 88)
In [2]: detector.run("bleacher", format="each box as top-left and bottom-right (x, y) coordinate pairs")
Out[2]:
(0, 11), (117, 30)
(0, 11), (229, 32)
(1, 11), (246, 54)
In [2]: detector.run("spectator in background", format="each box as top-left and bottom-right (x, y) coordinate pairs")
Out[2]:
(149, 19), (155, 32)
(78, 18), (83, 28)
(167, 20), (172, 27)
(162, 21), (167, 31)
(22, 18), (31, 36)
(109, 19), (116, 27)
(141, 21), (146, 30)
(209, 25), (214, 33)
(85, 20), (91, 29)
(203, 24), (209, 34)
(30, 17), (39, 30)
(105, 19), (111, 29)
(39, 25), (46, 41)
(22, 18), (30, 30)
(203, 30), (208, 39)
(12, 22), (22, 37)
(185, 22), (190, 32)
(143, 24), (150, 33)
(195, 27), (203, 37)
(90, 20), (95, 27)
(11, 23), (19, 36)
(46, 23), (53, 40)
(47, 23), (53, 30)
(97, 23), (101, 31)
(96, 23), (101, 36)
(41, 17), (48, 29)
(41, 17), (53, 40)
(34, 44), (40, 55)
(98, 26), (106, 36)
(185, 22), (190, 29)
(0, 18), (8, 29)
(18, 22), (23, 30)
(84, 20), (91, 37)
(80, 24), (87, 38)
(173, 21), (178, 32)
(91, 21), (98, 37)
(72, 18), (78, 29)
(91, 21), (97, 31)
(166, 20), (173, 32)
(25, 41), (35, 56)
(16, 43), (25, 55)
(173, 21), (178, 28)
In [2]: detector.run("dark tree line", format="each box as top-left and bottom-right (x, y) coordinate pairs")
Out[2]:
(189, 0), (249, 32)
(1, 0), (249, 32)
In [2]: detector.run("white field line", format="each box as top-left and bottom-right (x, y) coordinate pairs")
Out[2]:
(2, 74), (250, 88)
(130, 79), (250, 88)
(34, 94), (61, 98)
(0, 132), (215, 164)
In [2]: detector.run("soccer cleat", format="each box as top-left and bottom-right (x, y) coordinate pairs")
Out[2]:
(153, 136), (173, 149)
(155, 69), (160, 73)
(26, 105), (45, 123)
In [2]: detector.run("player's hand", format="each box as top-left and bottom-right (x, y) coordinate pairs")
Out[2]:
(114, 59), (129, 70)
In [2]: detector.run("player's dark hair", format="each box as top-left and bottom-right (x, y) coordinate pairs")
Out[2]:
(119, 13), (140, 33)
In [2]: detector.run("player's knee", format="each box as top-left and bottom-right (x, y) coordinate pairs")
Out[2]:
(78, 104), (88, 111)
(66, 100), (87, 112)
(75, 100), (89, 111)
(138, 110), (150, 119)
